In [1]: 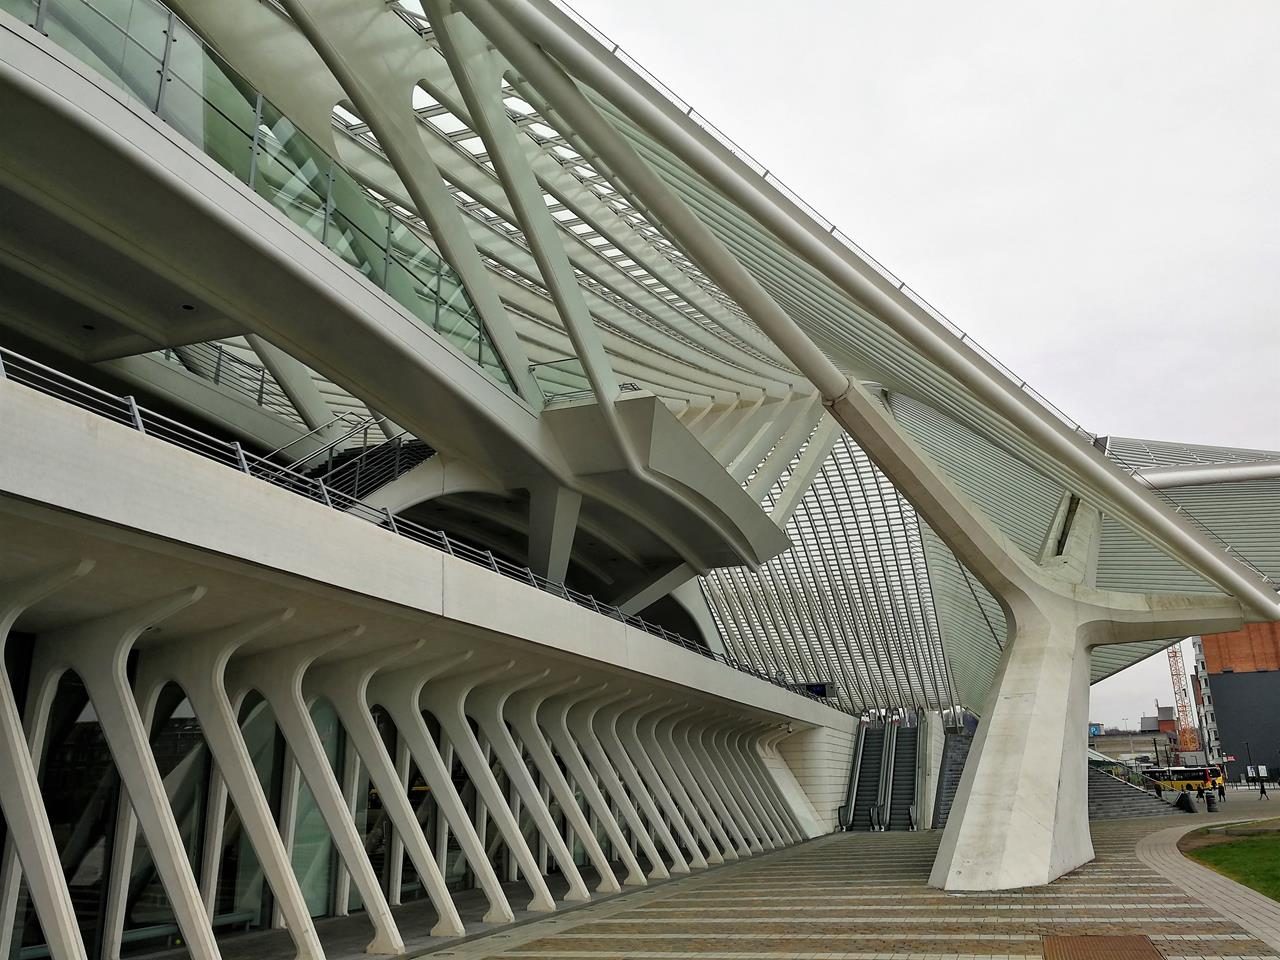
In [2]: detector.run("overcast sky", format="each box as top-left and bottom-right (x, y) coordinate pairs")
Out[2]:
(571, 0), (1279, 723)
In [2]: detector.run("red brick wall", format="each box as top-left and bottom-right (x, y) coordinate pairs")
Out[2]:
(1202, 621), (1280, 674)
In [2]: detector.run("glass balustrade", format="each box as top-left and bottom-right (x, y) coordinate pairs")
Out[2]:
(2, 0), (516, 392)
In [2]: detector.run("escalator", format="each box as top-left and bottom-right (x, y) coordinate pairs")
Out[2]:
(848, 728), (884, 831)
(885, 728), (917, 831)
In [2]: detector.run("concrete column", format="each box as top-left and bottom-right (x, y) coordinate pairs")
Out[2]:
(527, 484), (582, 584)
(26, 589), (223, 960)
(466, 667), (592, 901)
(931, 584), (1244, 890)
(138, 614), (326, 959)
(505, 679), (628, 893)
(566, 692), (669, 880)
(592, 698), (690, 874)
(698, 721), (772, 851)
(750, 725), (810, 840)
(616, 702), (706, 869)
(369, 653), (515, 925)
(721, 725), (788, 847)
(540, 688), (650, 885)
(228, 632), (406, 953)
(0, 562), (94, 960)
(654, 709), (736, 860)
(671, 712), (752, 856)
(306, 645), (466, 936)
(424, 664), (557, 912)
(635, 705), (721, 864)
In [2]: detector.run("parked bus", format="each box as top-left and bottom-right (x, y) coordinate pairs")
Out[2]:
(1143, 766), (1224, 791)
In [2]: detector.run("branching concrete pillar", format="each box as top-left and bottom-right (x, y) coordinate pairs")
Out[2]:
(567, 691), (669, 880)
(424, 663), (557, 912)
(123, 612), (326, 960)
(26, 589), (222, 960)
(369, 651), (515, 924)
(229, 631), (406, 953)
(635, 704), (721, 864)
(467, 667), (592, 901)
(931, 584), (1243, 890)
(540, 686), (650, 885)
(671, 710), (752, 857)
(506, 678), (629, 892)
(306, 644), (466, 936)
(654, 708), (736, 861)
(593, 697), (690, 874)
(0, 562), (94, 960)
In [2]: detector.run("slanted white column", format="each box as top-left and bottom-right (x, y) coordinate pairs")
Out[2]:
(566, 692), (669, 880)
(635, 705), (720, 864)
(467, 668), (592, 901)
(715, 724), (784, 848)
(673, 712), (755, 856)
(695, 720), (770, 852)
(228, 632), (406, 953)
(131, 613), (327, 959)
(424, 663), (557, 912)
(654, 709), (736, 860)
(539, 687), (649, 885)
(0, 562), (94, 960)
(369, 653), (515, 924)
(593, 698), (690, 874)
(26, 589), (223, 960)
(505, 679), (629, 892)
(615, 702), (705, 870)
(306, 644), (466, 936)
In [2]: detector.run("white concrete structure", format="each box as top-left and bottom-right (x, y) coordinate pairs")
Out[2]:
(0, 0), (1278, 955)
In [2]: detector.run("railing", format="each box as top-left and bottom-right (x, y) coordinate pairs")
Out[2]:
(528, 357), (644, 405)
(156, 342), (297, 424)
(2, 0), (514, 393)
(1091, 760), (1169, 797)
(319, 433), (435, 500)
(0, 345), (843, 712)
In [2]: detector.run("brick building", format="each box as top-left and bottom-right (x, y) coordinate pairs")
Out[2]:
(1197, 622), (1280, 780)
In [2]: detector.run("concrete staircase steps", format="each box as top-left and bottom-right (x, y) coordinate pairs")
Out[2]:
(1087, 767), (1186, 820)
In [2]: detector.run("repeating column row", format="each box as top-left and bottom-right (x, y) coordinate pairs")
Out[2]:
(0, 567), (808, 960)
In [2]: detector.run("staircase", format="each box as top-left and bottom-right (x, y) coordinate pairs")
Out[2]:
(887, 728), (918, 830)
(849, 728), (884, 831)
(316, 435), (435, 499)
(1088, 767), (1185, 820)
(932, 731), (973, 829)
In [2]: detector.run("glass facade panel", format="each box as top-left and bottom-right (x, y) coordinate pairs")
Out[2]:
(15, 671), (117, 957)
(15, 0), (519, 394)
(254, 101), (331, 244)
(121, 685), (210, 957)
(42, 0), (163, 108)
(0, 0), (39, 25)
(211, 693), (282, 934)
(291, 699), (341, 917)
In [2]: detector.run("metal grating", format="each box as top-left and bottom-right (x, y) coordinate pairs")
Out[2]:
(1043, 935), (1166, 960)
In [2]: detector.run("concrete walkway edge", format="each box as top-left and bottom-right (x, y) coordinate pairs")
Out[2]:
(1136, 820), (1280, 952)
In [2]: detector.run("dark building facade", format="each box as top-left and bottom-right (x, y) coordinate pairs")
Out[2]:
(1200, 622), (1280, 780)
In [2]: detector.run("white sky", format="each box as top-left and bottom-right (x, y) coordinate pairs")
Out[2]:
(569, 0), (1279, 722)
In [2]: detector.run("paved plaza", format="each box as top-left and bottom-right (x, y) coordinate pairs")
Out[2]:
(434, 798), (1280, 960)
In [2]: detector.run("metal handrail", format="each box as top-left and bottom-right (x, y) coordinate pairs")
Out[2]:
(263, 411), (372, 461)
(0, 345), (845, 712)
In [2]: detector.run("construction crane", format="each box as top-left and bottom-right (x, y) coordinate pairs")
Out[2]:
(1167, 642), (1200, 754)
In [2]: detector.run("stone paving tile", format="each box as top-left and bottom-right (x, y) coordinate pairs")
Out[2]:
(434, 807), (1280, 960)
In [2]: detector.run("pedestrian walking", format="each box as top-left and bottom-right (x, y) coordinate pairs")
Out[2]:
(1261, 779), (1270, 800)
(1217, 780), (1226, 801)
